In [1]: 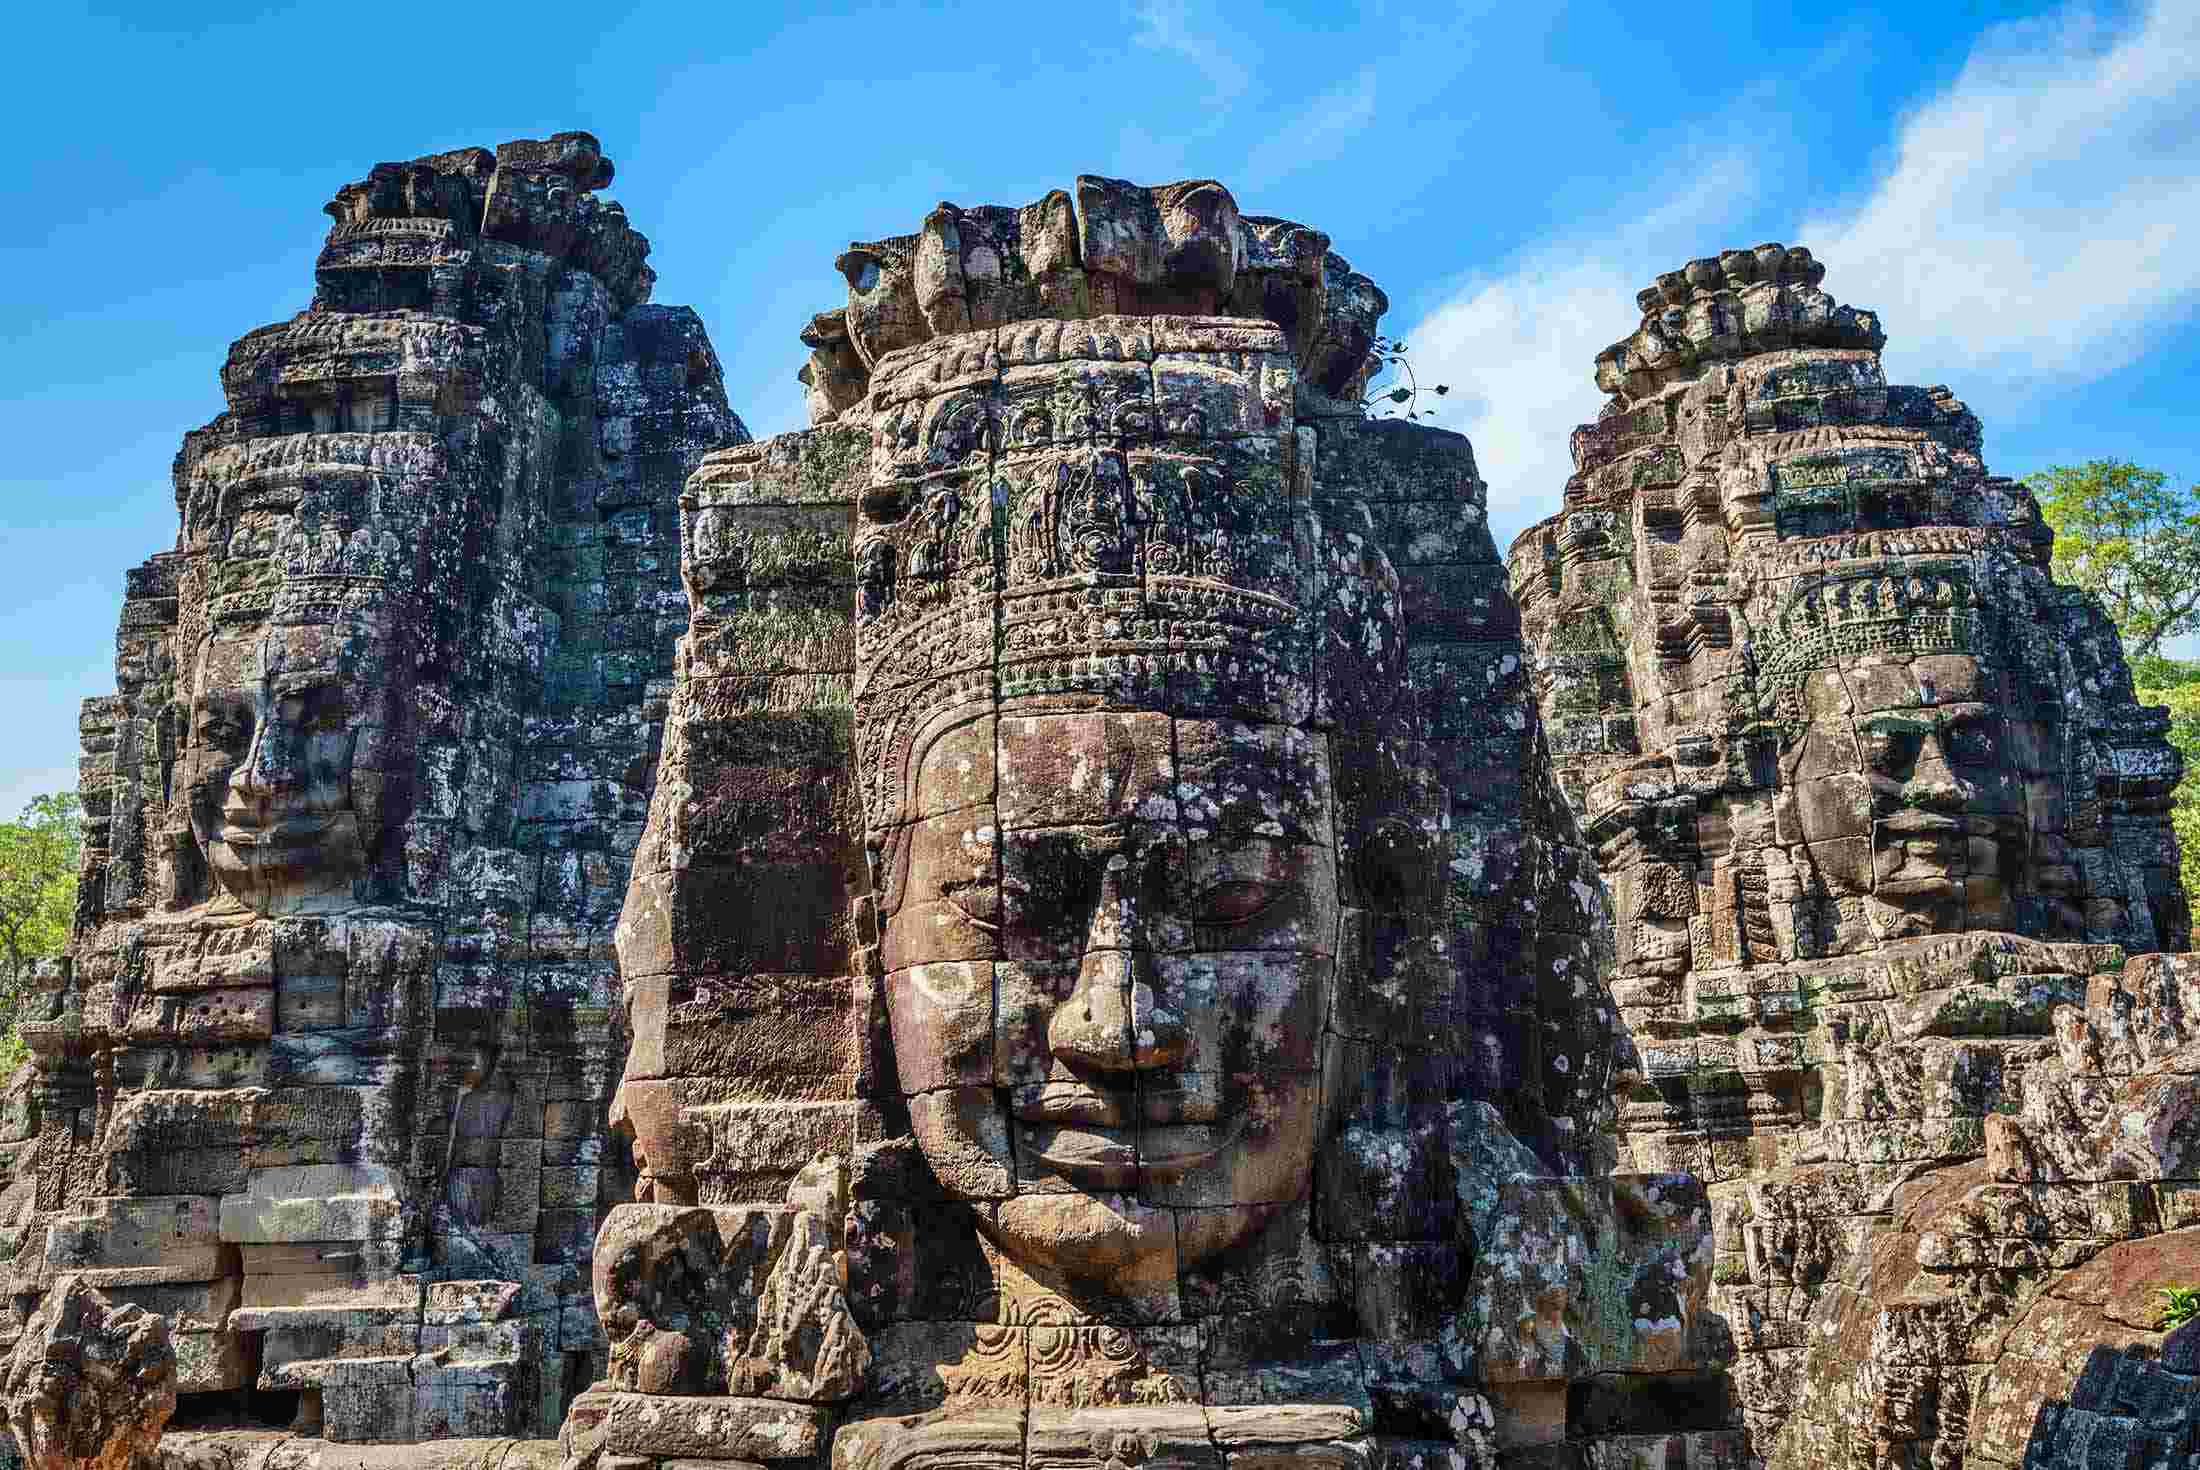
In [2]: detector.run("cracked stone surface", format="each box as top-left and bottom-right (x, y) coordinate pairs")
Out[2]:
(580, 175), (1733, 1470)
(1, 1275), (175, 1470)
(22, 145), (2185, 1470)
(6, 132), (746, 1448)
(1508, 249), (2196, 1468)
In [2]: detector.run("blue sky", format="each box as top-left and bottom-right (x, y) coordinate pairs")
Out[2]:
(4, 0), (2197, 814)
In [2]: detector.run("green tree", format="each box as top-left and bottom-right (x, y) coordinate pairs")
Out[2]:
(2134, 673), (2200, 906)
(0, 792), (82, 1063)
(2029, 459), (2200, 664)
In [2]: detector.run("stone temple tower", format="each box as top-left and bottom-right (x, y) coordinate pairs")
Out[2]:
(562, 176), (1736, 1470)
(3, 133), (744, 1443)
(1508, 247), (2200, 1466)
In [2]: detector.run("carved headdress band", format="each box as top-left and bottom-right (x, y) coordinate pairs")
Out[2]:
(848, 316), (1400, 833)
(1737, 559), (1996, 740)
(206, 514), (414, 630)
(190, 441), (436, 630)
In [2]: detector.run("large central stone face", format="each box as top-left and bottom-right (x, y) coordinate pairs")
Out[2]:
(847, 319), (1331, 1291)
(586, 176), (1726, 1470)
(884, 707), (1338, 1278)
(1761, 574), (2049, 939)
(182, 596), (401, 916)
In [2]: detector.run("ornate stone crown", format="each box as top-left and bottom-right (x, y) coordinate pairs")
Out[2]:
(1594, 243), (1885, 405)
(802, 176), (1386, 423)
(1737, 559), (1995, 738)
(847, 315), (1340, 832)
(190, 437), (435, 630)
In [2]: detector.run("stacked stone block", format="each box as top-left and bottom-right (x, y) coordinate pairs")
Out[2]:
(578, 176), (1736, 1470)
(1507, 249), (2196, 1466)
(15, 133), (744, 1451)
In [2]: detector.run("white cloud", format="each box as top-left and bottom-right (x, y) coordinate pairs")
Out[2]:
(1131, 0), (1250, 106)
(1394, 0), (2200, 555)
(1398, 153), (1757, 552)
(1402, 261), (1633, 554)
(1238, 69), (1380, 193)
(1806, 0), (2200, 394)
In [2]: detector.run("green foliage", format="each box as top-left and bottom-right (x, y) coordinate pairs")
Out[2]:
(0, 791), (81, 1058)
(2134, 663), (2200, 904)
(2035, 461), (2200, 911)
(1362, 333), (1450, 421)
(2157, 1284), (2200, 1330)
(2132, 653), (2200, 690)
(2029, 460), (2200, 663)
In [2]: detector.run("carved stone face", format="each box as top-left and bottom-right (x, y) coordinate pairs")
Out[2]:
(1782, 652), (2039, 937)
(182, 620), (394, 914)
(881, 709), (1337, 1282)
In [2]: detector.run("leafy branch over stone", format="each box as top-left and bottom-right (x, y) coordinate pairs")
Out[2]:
(1361, 331), (1449, 419)
(2030, 458), (2200, 663)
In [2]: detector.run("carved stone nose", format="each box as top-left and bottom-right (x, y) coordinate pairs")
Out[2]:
(231, 720), (280, 799)
(1903, 734), (1973, 809)
(1046, 947), (1192, 1075)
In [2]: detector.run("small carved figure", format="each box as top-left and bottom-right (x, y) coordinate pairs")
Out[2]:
(0, 1276), (175, 1470)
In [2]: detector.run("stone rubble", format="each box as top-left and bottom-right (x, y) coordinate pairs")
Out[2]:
(1, 1275), (176, 1470)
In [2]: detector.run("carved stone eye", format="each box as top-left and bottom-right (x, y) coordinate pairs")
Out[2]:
(942, 879), (1002, 930)
(1945, 719), (1995, 767)
(1160, 403), (1205, 438)
(1863, 729), (1918, 775)
(196, 706), (247, 749)
(1357, 818), (1438, 909)
(301, 689), (351, 735)
(1191, 879), (1276, 925)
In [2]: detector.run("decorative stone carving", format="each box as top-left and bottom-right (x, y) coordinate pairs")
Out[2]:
(1770, 953), (2200, 1470)
(1508, 249), (2195, 1466)
(18, 134), (744, 1448)
(593, 1158), (868, 1402)
(1, 1275), (176, 1470)
(800, 176), (1387, 426)
(582, 177), (1734, 1470)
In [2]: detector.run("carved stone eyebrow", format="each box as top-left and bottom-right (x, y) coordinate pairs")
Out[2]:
(1193, 816), (1322, 851)
(268, 673), (345, 698)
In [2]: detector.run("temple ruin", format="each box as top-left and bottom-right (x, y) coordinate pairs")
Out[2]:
(6, 137), (2194, 1470)
(1509, 248), (2200, 1467)
(10, 133), (740, 1448)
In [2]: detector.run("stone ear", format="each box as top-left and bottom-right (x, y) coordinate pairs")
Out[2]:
(1355, 816), (1438, 913)
(160, 817), (206, 912)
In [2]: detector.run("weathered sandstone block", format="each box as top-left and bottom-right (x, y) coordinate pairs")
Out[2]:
(25, 132), (745, 1446)
(575, 174), (1727, 1470)
(1, 1276), (176, 1470)
(1509, 250), (2193, 1468)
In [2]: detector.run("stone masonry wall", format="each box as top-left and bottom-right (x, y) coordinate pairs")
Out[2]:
(0, 133), (744, 1448)
(1507, 246), (2196, 1467)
